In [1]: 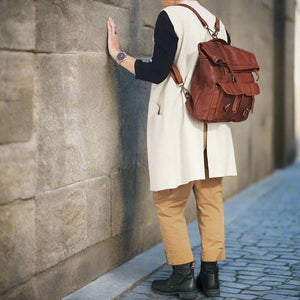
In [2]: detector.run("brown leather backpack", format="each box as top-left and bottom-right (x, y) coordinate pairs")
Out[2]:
(170, 4), (260, 122)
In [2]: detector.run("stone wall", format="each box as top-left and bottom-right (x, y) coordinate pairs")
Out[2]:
(0, 1), (296, 299)
(295, 0), (300, 158)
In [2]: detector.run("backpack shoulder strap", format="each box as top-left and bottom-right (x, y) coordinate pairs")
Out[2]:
(177, 4), (220, 37)
(170, 4), (219, 92)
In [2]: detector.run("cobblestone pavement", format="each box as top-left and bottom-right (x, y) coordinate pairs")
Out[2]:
(118, 163), (300, 300)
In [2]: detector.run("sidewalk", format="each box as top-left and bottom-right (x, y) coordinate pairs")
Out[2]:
(64, 162), (300, 300)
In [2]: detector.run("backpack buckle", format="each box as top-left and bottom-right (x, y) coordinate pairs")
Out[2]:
(179, 84), (191, 100)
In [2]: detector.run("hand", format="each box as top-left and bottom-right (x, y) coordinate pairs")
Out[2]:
(107, 17), (121, 60)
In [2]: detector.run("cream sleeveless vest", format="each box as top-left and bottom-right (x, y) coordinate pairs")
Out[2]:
(147, 0), (237, 191)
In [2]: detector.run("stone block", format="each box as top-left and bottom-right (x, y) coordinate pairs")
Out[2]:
(35, 183), (88, 272)
(36, 54), (120, 192)
(0, 143), (36, 204)
(0, 0), (35, 50)
(35, 235), (127, 300)
(130, 0), (162, 57)
(116, 65), (150, 169)
(35, 176), (111, 272)
(36, 1), (130, 53)
(100, 0), (131, 9)
(111, 168), (140, 238)
(0, 52), (34, 143)
(139, 0), (162, 27)
(230, 122), (251, 191)
(135, 166), (161, 250)
(86, 177), (111, 246)
(0, 235), (127, 300)
(0, 278), (39, 300)
(0, 200), (36, 293)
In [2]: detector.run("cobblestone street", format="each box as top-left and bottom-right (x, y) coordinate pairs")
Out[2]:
(118, 163), (300, 300)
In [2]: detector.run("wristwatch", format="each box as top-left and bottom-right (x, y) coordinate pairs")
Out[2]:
(116, 52), (127, 64)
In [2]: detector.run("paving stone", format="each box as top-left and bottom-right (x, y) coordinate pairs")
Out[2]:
(233, 294), (258, 299)
(238, 280), (261, 285)
(219, 286), (241, 293)
(287, 279), (300, 285)
(132, 285), (151, 294)
(237, 275), (261, 280)
(219, 275), (236, 282)
(259, 281), (282, 287)
(267, 289), (300, 296)
(262, 295), (300, 300)
(258, 276), (287, 283)
(219, 293), (255, 299)
(248, 285), (272, 291)
(239, 290), (266, 296)
(222, 282), (250, 289)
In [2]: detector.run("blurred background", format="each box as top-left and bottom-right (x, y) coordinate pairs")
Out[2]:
(0, 0), (299, 299)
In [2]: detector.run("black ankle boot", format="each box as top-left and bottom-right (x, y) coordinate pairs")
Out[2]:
(196, 261), (220, 297)
(151, 261), (198, 299)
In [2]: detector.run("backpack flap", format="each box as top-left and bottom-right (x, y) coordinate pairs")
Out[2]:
(200, 40), (260, 73)
(241, 82), (260, 97)
(217, 81), (260, 114)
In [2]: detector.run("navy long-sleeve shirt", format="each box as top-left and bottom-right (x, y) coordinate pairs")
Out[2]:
(134, 10), (231, 84)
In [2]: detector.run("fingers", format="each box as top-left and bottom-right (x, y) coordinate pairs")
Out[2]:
(107, 17), (120, 57)
(107, 17), (117, 35)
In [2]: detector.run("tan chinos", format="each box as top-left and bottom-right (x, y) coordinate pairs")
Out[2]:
(153, 123), (225, 265)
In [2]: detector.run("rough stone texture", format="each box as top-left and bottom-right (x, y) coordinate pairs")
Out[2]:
(36, 1), (130, 53)
(283, 1), (296, 164)
(86, 177), (111, 246)
(296, 0), (300, 159)
(0, 143), (36, 204)
(0, 278), (39, 300)
(35, 176), (111, 272)
(129, 0), (162, 56)
(35, 182), (88, 272)
(0, 234), (129, 300)
(36, 54), (120, 193)
(0, 0), (35, 50)
(0, 51), (34, 144)
(0, 200), (36, 292)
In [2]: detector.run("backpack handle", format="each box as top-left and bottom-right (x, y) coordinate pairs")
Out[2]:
(177, 4), (220, 38)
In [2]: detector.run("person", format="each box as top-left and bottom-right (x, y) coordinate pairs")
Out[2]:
(107, 0), (237, 298)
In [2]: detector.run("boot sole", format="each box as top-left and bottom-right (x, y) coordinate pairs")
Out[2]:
(200, 287), (220, 297)
(151, 286), (198, 300)
(197, 283), (220, 297)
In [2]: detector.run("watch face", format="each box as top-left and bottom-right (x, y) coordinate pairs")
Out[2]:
(117, 52), (126, 61)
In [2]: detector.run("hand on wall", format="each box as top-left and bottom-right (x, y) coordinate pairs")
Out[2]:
(107, 16), (121, 60)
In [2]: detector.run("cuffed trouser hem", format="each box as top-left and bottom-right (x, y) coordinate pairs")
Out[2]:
(201, 248), (226, 262)
(165, 250), (194, 266)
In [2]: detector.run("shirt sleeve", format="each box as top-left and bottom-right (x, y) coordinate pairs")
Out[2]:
(134, 10), (178, 84)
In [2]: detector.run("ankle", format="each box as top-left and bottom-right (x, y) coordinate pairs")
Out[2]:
(201, 261), (218, 273)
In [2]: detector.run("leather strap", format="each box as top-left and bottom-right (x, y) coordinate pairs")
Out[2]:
(177, 4), (220, 36)
(171, 4), (220, 87)
(170, 64), (183, 85)
(178, 3), (208, 27)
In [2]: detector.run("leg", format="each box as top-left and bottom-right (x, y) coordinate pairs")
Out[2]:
(153, 182), (194, 265)
(193, 153), (225, 262)
(152, 182), (198, 299)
